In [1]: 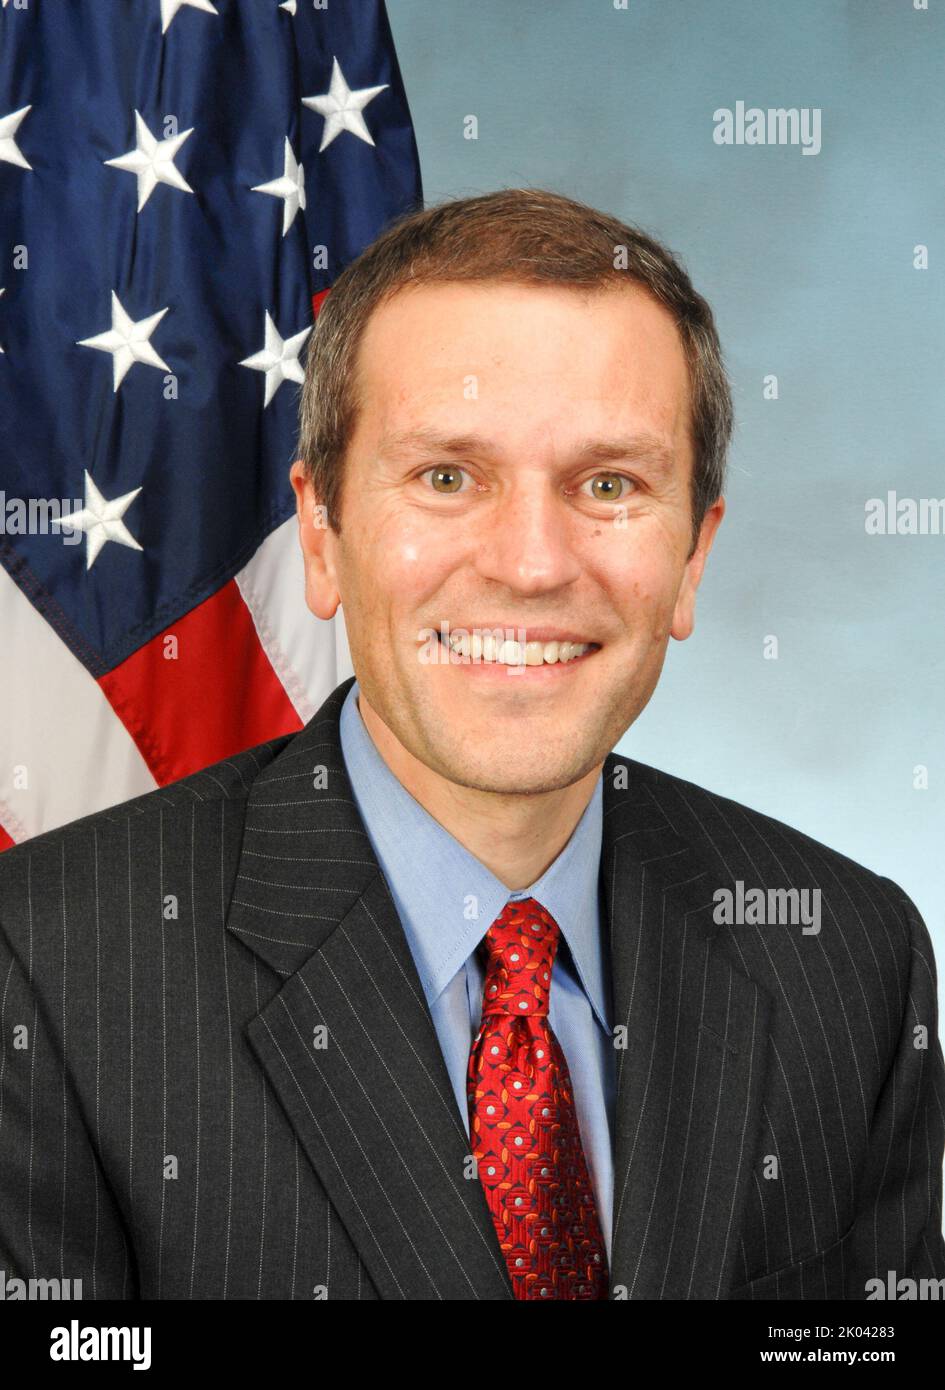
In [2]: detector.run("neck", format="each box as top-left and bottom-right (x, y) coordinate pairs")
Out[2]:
(356, 692), (602, 890)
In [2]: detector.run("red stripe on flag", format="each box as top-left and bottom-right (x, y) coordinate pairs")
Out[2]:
(0, 822), (16, 852)
(99, 579), (302, 786)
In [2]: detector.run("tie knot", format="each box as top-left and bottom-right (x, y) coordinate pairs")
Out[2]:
(480, 898), (559, 1019)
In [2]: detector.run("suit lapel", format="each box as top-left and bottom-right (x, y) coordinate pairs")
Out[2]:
(601, 757), (772, 1299)
(228, 676), (770, 1301)
(227, 678), (512, 1300)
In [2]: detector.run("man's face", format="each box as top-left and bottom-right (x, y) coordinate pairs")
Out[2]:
(292, 280), (723, 797)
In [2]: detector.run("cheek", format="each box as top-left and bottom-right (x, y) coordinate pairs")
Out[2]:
(354, 510), (455, 596)
(607, 540), (679, 605)
(603, 546), (682, 642)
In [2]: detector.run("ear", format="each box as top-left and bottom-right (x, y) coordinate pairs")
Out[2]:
(670, 496), (725, 641)
(289, 460), (342, 621)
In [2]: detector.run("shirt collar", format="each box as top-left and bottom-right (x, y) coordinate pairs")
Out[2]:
(338, 679), (609, 1034)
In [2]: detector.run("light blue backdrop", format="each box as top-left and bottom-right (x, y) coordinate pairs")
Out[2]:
(387, 0), (945, 1006)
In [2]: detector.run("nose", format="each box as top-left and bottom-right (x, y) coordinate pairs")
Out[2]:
(471, 477), (584, 595)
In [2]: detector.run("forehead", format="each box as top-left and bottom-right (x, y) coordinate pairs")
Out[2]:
(351, 280), (692, 453)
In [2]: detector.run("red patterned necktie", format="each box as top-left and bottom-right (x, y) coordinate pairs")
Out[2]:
(466, 897), (609, 1300)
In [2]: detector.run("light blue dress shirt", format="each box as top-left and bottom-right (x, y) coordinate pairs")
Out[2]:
(338, 679), (616, 1257)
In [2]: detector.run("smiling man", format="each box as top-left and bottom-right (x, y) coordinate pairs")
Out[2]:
(0, 189), (942, 1302)
(293, 276), (721, 886)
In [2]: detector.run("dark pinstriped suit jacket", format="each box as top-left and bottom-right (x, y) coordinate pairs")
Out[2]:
(1, 674), (942, 1300)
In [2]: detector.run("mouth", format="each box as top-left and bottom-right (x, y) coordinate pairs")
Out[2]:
(432, 627), (602, 674)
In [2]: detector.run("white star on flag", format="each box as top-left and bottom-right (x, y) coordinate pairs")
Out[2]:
(302, 57), (388, 152)
(279, 0), (297, 13)
(0, 105), (32, 170)
(251, 138), (305, 235)
(57, 470), (143, 571)
(160, 0), (218, 32)
(105, 110), (194, 212)
(77, 291), (171, 391)
(239, 312), (310, 407)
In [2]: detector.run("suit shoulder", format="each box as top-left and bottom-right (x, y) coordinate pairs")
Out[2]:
(0, 732), (295, 885)
(604, 750), (912, 924)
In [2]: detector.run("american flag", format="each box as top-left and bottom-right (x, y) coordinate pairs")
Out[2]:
(0, 0), (422, 850)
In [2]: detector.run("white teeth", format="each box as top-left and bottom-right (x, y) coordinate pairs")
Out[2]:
(444, 632), (594, 665)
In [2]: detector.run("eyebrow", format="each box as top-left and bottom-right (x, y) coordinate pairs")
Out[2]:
(377, 427), (676, 471)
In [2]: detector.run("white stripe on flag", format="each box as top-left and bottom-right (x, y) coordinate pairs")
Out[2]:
(0, 562), (157, 844)
(234, 516), (354, 721)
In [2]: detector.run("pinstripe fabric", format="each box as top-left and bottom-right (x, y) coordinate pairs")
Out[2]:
(0, 674), (942, 1299)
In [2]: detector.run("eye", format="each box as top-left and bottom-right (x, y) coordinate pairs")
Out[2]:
(579, 472), (636, 502)
(420, 465), (471, 494)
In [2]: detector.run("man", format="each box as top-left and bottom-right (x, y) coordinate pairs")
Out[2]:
(0, 189), (942, 1301)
